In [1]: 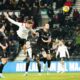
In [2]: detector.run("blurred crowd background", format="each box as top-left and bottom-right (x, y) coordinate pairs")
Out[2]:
(0, 0), (80, 61)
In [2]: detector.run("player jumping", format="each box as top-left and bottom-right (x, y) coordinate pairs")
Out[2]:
(4, 12), (37, 75)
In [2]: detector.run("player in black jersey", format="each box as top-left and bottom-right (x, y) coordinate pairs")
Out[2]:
(37, 23), (52, 72)
(23, 32), (41, 75)
(0, 24), (8, 78)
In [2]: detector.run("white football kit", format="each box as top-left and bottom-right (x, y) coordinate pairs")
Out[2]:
(7, 17), (33, 58)
(7, 17), (30, 40)
(56, 45), (69, 58)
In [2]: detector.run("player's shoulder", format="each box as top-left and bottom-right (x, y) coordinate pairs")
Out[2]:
(37, 28), (43, 33)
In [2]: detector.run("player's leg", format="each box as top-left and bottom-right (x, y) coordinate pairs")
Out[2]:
(33, 44), (41, 74)
(24, 41), (33, 76)
(25, 41), (32, 74)
(36, 54), (41, 73)
(0, 52), (8, 78)
(27, 48), (32, 60)
(24, 56), (30, 76)
(47, 53), (51, 71)
(0, 57), (8, 78)
(37, 44), (47, 71)
(43, 46), (51, 72)
(18, 38), (27, 54)
(22, 43), (27, 54)
(60, 58), (65, 73)
(41, 49), (47, 71)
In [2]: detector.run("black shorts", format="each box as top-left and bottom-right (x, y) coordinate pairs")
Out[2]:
(37, 42), (50, 54)
(32, 44), (42, 59)
(18, 38), (26, 46)
(16, 34), (26, 46)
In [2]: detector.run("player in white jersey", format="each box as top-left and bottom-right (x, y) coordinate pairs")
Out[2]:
(56, 40), (70, 73)
(4, 12), (37, 75)
(4, 12), (36, 52)
(4, 13), (35, 40)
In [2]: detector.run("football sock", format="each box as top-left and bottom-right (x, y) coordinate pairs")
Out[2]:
(26, 61), (30, 72)
(47, 60), (51, 68)
(0, 64), (5, 73)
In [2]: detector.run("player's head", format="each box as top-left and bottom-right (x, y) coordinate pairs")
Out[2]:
(26, 20), (34, 29)
(59, 40), (64, 46)
(43, 23), (50, 31)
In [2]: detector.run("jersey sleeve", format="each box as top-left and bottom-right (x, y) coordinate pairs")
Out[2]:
(36, 29), (42, 36)
(7, 17), (21, 27)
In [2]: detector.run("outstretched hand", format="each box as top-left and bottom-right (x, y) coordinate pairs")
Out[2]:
(4, 12), (8, 18)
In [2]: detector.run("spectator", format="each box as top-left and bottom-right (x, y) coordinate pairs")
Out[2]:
(4, 0), (17, 10)
(26, 0), (36, 7)
(73, 9), (79, 26)
(58, 10), (66, 27)
(17, 0), (29, 18)
(47, 5), (54, 19)
(64, 0), (73, 7)
(40, 0), (53, 7)
(8, 30), (19, 56)
(56, 0), (66, 9)
(33, 0), (40, 8)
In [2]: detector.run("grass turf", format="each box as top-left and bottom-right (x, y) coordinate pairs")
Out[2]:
(0, 72), (80, 80)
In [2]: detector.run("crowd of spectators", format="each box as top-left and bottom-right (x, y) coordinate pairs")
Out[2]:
(0, 0), (80, 61)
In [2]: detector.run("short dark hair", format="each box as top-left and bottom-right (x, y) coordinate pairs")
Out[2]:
(27, 20), (34, 24)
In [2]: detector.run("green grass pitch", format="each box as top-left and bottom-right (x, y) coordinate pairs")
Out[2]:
(0, 72), (80, 80)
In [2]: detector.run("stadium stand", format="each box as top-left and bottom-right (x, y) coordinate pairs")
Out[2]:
(0, 0), (80, 61)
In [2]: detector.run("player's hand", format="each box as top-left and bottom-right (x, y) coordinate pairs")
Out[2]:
(2, 46), (7, 50)
(4, 12), (8, 18)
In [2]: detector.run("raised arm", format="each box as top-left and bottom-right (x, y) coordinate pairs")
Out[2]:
(4, 13), (21, 26)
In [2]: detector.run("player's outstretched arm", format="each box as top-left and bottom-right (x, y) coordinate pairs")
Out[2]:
(30, 28), (38, 36)
(66, 47), (70, 58)
(4, 12), (21, 26)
